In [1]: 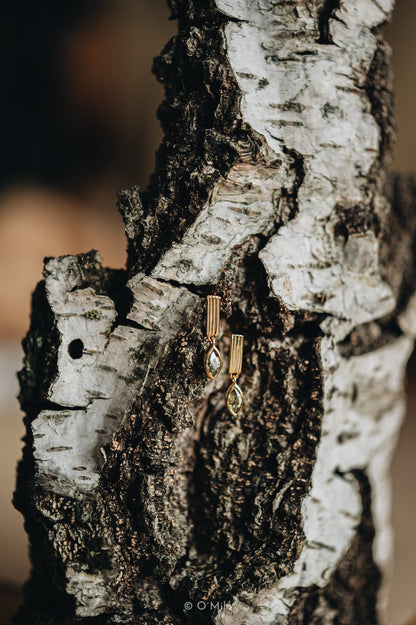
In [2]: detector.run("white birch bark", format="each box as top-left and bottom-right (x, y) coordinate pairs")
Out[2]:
(14, 1), (415, 624)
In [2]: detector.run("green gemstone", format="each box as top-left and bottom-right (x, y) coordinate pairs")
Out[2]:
(226, 383), (243, 416)
(205, 346), (222, 379)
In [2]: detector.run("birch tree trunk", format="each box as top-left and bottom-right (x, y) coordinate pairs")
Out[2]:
(14, 1), (416, 624)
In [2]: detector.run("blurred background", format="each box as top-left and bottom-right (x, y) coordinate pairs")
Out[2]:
(0, 1), (414, 623)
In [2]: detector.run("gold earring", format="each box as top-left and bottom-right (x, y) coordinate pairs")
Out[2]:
(226, 334), (244, 416)
(204, 295), (223, 380)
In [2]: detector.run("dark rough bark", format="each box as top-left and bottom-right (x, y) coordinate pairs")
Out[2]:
(13, 2), (416, 625)
(119, 2), (243, 276)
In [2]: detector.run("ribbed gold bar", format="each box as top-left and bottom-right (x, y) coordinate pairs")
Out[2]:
(229, 334), (244, 376)
(206, 295), (220, 339)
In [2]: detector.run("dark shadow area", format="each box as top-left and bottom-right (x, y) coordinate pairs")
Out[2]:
(0, 0), (174, 196)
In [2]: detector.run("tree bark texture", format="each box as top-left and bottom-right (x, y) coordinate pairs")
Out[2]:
(14, 1), (416, 624)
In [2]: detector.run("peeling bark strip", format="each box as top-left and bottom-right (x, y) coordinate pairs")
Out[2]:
(14, 2), (416, 625)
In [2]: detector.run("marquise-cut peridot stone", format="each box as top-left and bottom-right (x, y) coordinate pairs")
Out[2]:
(205, 345), (222, 379)
(226, 382), (243, 416)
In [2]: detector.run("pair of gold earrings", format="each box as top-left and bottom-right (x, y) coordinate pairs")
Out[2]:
(204, 295), (244, 417)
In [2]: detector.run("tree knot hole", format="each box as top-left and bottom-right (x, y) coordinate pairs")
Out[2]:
(68, 339), (84, 359)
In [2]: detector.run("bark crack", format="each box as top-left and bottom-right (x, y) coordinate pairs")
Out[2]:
(317, 0), (341, 44)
